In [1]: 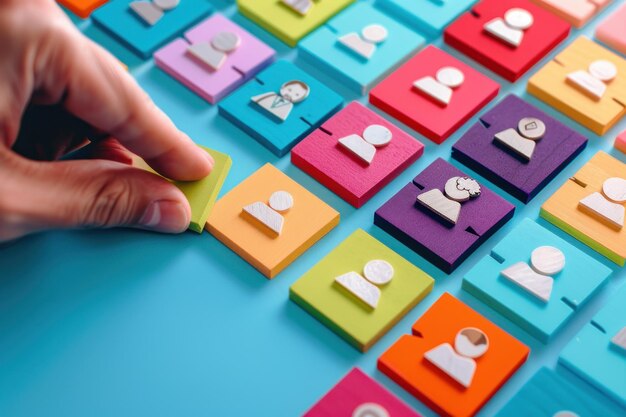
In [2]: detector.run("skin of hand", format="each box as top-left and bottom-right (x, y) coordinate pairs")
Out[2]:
(0, 0), (214, 242)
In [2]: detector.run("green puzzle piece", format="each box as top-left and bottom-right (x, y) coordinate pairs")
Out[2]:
(290, 229), (434, 352)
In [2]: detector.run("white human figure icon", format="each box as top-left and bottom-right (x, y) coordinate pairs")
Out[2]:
(187, 32), (242, 71)
(417, 177), (481, 225)
(493, 117), (546, 161)
(500, 246), (566, 302)
(335, 260), (394, 309)
(338, 124), (393, 165)
(424, 327), (489, 388)
(612, 326), (626, 353)
(338, 24), (388, 60)
(281, 0), (316, 16)
(484, 8), (534, 48)
(579, 177), (626, 230)
(251, 80), (310, 122)
(352, 403), (390, 417)
(130, 0), (179, 26)
(242, 191), (294, 236)
(413, 67), (465, 107)
(566, 60), (618, 101)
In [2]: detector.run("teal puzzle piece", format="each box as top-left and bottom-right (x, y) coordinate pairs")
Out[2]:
(298, 2), (425, 94)
(560, 284), (626, 407)
(463, 218), (611, 343)
(92, 0), (213, 58)
(218, 60), (343, 157)
(376, 0), (477, 38)
(495, 367), (625, 417)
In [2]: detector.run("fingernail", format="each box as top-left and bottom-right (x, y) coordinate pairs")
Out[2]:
(203, 150), (215, 168)
(139, 200), (190, 233)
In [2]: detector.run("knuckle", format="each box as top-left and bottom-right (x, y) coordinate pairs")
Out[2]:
(80, 176), (136, 228)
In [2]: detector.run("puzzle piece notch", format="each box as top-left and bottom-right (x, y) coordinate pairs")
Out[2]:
(463, 218), (611, 342)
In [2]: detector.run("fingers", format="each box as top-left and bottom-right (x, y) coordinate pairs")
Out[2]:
(0, 153), (192, 242)
(68, 138), (134, 165)
(32, 14), (213, 181)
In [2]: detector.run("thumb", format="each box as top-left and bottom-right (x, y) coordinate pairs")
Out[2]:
(0, 153), (191, 241)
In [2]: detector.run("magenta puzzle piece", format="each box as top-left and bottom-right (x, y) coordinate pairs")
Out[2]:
(291, 101), (424, 208)
(154, 14), (275, 104)
(375, 158), (515, 273)
(452, 95), (588, 203)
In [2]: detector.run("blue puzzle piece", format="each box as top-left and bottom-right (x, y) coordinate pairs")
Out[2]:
(218, 60), (343, 157)
(376, 0), (476, 38)
(495, 367), (625, 417)
(560, 284), (626, 407)
(92, 0), (213, 58)
(298, 2), (425, 94)
(463, 218), (611, 343)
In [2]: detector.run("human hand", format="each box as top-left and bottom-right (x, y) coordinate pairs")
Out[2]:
(0, 0), (213, 242)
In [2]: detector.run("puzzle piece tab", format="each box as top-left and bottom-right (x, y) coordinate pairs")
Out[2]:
(303, 368), (421, 417)
(237, 0), (355, 47)
(452, 94), (587, 203)
(92, 0), (212, 58)
(444, 0), (570, 82)
(218, 60), (343, 156)
(531, 0), (612, 28)
(463, 218), (610, 342)
(559, 284), (626, 407)
(378, 293), (529, 417)
(528, 36), (626, 135)
(370, 46), (499, 144)
(292, 101), (424, 208)
(207, 163), (339, 278)
(57, 0), (109, 18)
(495, 367), (625, 417)
(290, 229), (434, 352)
(541, 151), (626, 265)
(375, 158), (515, 273)
(154, 14), (275, 104)
(596, 3), (626, 55)
(376, 0), (477, 38)
(298, 3), (425, 94)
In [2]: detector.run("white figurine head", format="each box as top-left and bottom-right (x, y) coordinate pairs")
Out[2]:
(361, 24), (388, 44)
(455, 328), (489, 359)
(280, 81), (310, 103)
(602, 177), (626, 203)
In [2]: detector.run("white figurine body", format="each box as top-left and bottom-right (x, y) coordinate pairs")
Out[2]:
(567, 60), (618, 101)
(424, 328), (489, 388)
(413, 67), (464, 106)
(335, 260), (394, 309)
(187, 31), (241, 71)
(281, 0), (314, 16)
(251, 80), (310, 122)
(338, 124), (392, 165)
(338, 24), (388, 60)
(484, 8), (534, 48)
(130, 0), (179, 26)
(242, 191), (294, 236)
(579, 177), (626, 230)
(417, 176), (481, 225)
(493, 117), (546, 161)
(612, 327), (626, 352)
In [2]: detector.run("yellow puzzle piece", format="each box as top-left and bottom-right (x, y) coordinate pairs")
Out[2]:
(528, 36), (626, 135)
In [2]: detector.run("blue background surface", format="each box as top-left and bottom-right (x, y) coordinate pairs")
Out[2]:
(1, 1), (625, 416)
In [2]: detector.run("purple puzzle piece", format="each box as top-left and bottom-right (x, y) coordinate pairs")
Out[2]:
(154, 14), (275, 104)
(374, 158), (515, 273)
(452, 94), (588, 203)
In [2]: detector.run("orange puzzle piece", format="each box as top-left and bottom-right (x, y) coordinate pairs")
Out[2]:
(541, 151), (626, 265)
(378, 293), (529, 417)
(207, 164), (340, 279)
(57, 0), (109, 18)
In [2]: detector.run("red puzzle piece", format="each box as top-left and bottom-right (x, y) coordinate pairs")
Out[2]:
(291, 101), (424, 208)
(369, 46), (499, 144)
(445, 0), (570, 82)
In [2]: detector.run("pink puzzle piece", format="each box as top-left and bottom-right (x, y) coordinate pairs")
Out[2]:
(303, 368), (421, 417)
(532, 0), (612, 28)
(596, 3), (626, 55)
(291, 101), (424, 208)
(154, 14), (275, 104)
(616, 130), (626, 154)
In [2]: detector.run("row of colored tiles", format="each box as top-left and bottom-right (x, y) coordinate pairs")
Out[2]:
(57, 1), (626, 142)
(300, 287), (626, 417)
